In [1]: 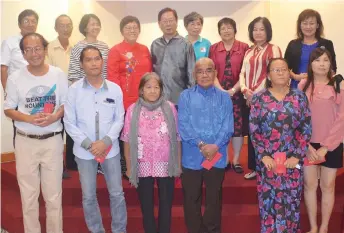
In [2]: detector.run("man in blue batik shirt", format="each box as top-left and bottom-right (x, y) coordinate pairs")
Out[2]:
(178, 57), (234, 233)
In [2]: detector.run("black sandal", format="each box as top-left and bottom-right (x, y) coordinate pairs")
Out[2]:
(225, 162), (231, 171)
(233, 164), (244, 174)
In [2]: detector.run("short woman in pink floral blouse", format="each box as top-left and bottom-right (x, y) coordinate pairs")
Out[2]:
(121, 72), (181, 233)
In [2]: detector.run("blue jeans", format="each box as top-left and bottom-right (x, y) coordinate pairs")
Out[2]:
(75, 155), (127, 233)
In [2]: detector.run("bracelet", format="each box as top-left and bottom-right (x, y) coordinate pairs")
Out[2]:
(231, 88), (236, 93)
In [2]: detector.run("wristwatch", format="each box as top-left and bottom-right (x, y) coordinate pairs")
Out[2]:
(198, 141), (206, 151)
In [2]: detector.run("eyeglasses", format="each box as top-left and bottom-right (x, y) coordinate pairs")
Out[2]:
(124, 26), (139, 31)
(23, 19), (38, 26)
(84, 56), (102, 63)
(196, 68), (214, 76)
(161, 19), (175, 25)
(189, 22), (202, 27)
(58, 24), (73, 30)
(270, 68), (289, 73)
(23, 47), (44, 55)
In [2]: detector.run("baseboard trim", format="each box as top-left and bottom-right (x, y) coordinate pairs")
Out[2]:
(1, 152), (15, 163)
(244, 136), (248, 144)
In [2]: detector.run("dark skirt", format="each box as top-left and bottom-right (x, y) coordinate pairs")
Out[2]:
(310, 143), (343, 168)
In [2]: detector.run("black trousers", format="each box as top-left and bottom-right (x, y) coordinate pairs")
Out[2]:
(181, 167), (225, 233)
(119, 140), (126, 173)
(137, 176), (174, 233)
(243, 105), (256, 172)
(65, 132), (77, 170)
(247, 135), (256, 171)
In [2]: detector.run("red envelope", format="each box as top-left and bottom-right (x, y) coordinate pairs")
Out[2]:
(304, 157), (326, 166)
(43, 103), (54, 113)
(202, 152), (222, 170)
(274, 152), (287, 174)
(95, 145), (112, 164)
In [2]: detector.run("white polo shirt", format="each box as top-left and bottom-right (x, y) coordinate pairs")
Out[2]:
(1, 34), (28, 76)
(4, 65), (68, 134)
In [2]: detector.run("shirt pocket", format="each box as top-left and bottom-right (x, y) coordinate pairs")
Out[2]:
(99, 102), (116, 122)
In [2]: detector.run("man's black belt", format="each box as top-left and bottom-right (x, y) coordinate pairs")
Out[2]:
(17, 130), (62, 140)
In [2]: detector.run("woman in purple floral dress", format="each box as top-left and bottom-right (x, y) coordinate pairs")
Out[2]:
(249, 58), (312, 233)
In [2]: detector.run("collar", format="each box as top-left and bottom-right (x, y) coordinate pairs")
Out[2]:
(185, 35), (203, 43)
(255, 42), (269, 51)
(216, 40), (240, 52)
(51, 38), (72, 50)
(196, 84), (215, 95)
(161, 32), (181, 42)
(82, 78), (108, 90)
(121, 40), (138, 48)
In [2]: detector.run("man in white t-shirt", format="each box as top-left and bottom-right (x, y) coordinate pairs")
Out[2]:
(4, 33), (68, 233)
(1, 9), (39, 89)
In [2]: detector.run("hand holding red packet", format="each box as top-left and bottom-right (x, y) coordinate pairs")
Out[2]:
(304, 157), (326, 166)
(43, 103), (54, 113)
(95, 145), (112, 164)
(202, 152), (222, 170)
(274, 152), (286, 174)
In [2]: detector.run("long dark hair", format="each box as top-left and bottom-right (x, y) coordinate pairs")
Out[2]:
(265, 58), (289, 88)
(303, 48), (333, 101)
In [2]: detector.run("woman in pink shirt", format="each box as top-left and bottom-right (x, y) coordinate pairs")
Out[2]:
(121, 72), (181, 233)
(299, 48), (344, 233)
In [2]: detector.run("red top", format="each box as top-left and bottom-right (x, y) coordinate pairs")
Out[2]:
(107, 41), (152, 110)
(239, 43), (282, 93)
(209, 40), (249, 85)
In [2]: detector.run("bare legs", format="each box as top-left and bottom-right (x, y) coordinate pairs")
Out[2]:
(304, 165), (337, 233)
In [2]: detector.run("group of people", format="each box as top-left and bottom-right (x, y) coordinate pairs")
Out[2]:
(1, 6), (343, 233)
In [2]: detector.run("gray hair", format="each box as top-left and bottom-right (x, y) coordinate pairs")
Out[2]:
(138, 72), (164, 98)
(184, 12), (203, 27)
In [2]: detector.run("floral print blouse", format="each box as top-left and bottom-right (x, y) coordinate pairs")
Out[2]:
(121, 101), (180, 177)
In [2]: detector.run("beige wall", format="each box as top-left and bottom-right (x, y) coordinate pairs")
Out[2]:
(1, 0), (344, 153)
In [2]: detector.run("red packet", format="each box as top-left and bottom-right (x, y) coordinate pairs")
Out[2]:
(274, 152), (287, 174)
(202, 152), (222, 170)
(43, 103), (54, 113)
(95, 145), (112, 163)
(304, 157), (326, 166)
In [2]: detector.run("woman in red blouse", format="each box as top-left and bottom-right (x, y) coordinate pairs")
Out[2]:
(209, 18), (249, 173)
(107, 16), (152, 110)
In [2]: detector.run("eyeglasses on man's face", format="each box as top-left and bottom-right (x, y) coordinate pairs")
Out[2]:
(196, 68), (214, 76)
(270, 68), (289, 73)
(23, 47), (44, 55)
(57, 24), (73, 30)
(22, 19), (38, 26)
